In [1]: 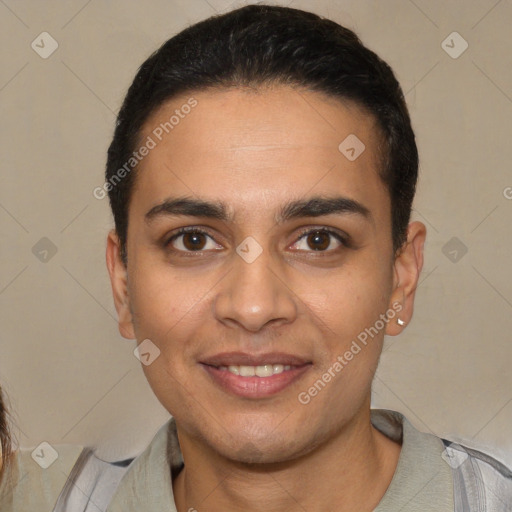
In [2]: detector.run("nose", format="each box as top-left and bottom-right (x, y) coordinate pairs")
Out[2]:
(213, 244), (298, 333)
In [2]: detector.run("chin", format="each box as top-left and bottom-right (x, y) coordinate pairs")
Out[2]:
(210, 424), (317, 466)
(224, 439), (303, 465)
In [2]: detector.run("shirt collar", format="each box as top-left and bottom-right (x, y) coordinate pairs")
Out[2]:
(372, 409), (454, 511)
(107, 409), (454, 511)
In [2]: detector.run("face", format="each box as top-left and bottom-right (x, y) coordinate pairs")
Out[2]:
(107, 85), (424, 463)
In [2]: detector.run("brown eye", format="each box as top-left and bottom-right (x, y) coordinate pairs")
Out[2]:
(308, 231), (331, 250)
(292, 228), (347, 252)
(167, 229), (221, 252)
(181, 232), (207, 251)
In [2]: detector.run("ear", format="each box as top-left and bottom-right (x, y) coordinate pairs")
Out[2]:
(106, 230), (135, 339)
(385, 221), (426, 336)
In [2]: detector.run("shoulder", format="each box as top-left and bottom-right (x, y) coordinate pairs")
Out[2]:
(107, 418), (178, 511)
(0, 444), (84, 511)
(441, 438), (512, 510)
(0, 444), (134, 512)
(372, 409), (512, 511)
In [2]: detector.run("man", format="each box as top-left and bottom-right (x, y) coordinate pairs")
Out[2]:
(2, 4), (510, 511)
(101, 4), (512, 511)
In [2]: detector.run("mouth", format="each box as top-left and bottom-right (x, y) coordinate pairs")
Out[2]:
(216, 363), (295, 377)
(199, 352), (312, 398)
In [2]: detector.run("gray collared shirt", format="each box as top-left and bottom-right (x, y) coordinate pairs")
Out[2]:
(105, 409), (512, 511)
(2, 409), (511, 510)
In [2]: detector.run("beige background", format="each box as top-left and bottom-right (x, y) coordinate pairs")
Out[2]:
(1, 0), (511, 466)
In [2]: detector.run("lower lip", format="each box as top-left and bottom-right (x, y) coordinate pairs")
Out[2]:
(201, 364), (311, 398)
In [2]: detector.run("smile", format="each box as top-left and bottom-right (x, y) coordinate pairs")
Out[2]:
(200, 352), (312, 398)
(216, 364), (293, 377)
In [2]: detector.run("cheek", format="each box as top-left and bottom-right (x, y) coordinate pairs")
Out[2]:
(299, 262), (391, 339)
(140, 357), (191, 419)
(128, 262), (212, 338)
(297, 267), (392, 404)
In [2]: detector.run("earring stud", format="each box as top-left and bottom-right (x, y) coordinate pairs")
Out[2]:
(397, 318), (405, 326)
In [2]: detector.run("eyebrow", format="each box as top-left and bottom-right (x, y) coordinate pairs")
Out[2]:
(144, 195), (373, 225)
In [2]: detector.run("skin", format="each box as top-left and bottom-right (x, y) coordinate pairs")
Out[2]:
(107, 85), (426, 512)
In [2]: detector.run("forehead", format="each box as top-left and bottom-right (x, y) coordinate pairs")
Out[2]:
(132, 86), (389, 226)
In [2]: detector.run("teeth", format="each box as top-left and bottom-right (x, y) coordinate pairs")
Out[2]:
(273, 364), (284, 374)
(240, 365), (255, 377)
(218, 364), (294, 377)
(228, 365), (239, 375)
(255, 364), (273, 377)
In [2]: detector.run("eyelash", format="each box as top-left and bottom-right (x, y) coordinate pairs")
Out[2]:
(164, 226), (351, 254)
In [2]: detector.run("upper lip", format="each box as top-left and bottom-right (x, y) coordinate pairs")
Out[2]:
(200, 352), (311, 367)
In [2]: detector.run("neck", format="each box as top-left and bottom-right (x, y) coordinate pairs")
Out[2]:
(172, 407), (401, 512)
